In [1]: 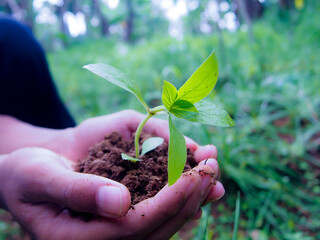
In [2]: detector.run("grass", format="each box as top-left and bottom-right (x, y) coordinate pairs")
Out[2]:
(47, 6), (320, 238)
(232, 192), (241, 240)
(1, 3), (320, 239)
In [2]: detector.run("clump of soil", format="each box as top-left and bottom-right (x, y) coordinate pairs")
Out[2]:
(75, 132), (197, 204)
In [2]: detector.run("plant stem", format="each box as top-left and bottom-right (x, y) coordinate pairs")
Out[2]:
(139, 99), (150, 113)
(134, 105), (166, 158)
(135, 113), (152, 158)
(149, 105), (166, 114)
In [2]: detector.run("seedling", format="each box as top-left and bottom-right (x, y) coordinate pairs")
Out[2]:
(84, 51), (234, 186)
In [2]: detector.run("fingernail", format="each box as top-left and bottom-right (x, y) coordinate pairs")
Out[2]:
(97, 186), (123, 216)
(200, 158), (218, 172)
(214, 183), (225, 201)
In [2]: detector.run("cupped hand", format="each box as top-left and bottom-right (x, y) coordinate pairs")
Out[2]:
(0, 146), (224, 239)
(57, 110), (214, 160)
(59, 110), (225, 226)
(61, 110), (225, 206)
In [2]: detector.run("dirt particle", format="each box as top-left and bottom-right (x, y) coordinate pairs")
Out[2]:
(75, 132), (197, 205)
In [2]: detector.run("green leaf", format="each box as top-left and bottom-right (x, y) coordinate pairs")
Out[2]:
(141, 137), (164, 155)
(83, 63), (147, 109)
(168, 114), (187, 186)
(177, 51), (218, 104)
(193, 100), (235, 127)
(162, 81), (199, 121)
(170, 99), (199, 121)
(121, 153), (141, 162)
(162, 80), (178, 110)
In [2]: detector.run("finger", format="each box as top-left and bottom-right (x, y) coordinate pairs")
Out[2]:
(192, 208), (202, 220)
(18, 201), (123, 240)
(25, 166), (208, 240)
(198, 158), (219, 177)
(145, 166), (215, 239)
(18, 154), (131, 218)
(185, 136), (199, 151)
(194, 144), (218, 162)
(13, 202), (67, 239)
(202, 181), (225, 205)
(121, 164), (215, 239)
(25, 165), (215, 240)
(50, 171), (131, 218)
(198, 159), (224, 205)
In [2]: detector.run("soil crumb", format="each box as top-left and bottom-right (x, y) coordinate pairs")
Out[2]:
(75, 132), (197, 204)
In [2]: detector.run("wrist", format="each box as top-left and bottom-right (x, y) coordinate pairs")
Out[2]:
(0, 115), (75, 156)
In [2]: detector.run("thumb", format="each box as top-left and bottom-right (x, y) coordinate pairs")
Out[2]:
(55, 171), (131, 218)
(23, 160), (131, 218)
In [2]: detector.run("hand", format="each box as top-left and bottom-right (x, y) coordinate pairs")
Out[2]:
(0, 110), (224, 239)
(58, 110), (225, 208)
(57, 109), (225, 235)
(0, 146), (224, 240)
(56, 110), (215, 161)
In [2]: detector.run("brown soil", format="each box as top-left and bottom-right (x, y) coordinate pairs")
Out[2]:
(75, 132), (197, 205)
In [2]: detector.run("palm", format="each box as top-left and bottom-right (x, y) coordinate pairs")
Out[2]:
(59, 110), (201, 162)
(2, 146), (223, 240)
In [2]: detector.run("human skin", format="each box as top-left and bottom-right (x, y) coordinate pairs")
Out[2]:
(0, 110), (225, 239)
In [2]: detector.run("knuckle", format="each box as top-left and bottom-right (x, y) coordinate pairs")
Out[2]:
(64, 178), (94, 211)
(151, 197), (177, 219)
(182, 206), (198, 220)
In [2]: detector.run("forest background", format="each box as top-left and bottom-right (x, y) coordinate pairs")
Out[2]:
(1, 0), (319, 239)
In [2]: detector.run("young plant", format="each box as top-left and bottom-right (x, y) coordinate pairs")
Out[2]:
(83, 51), (234, 186)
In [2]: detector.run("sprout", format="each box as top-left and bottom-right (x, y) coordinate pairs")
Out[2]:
(84, 51), (234, 185)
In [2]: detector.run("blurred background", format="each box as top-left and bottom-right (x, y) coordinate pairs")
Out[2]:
(1, 0), (319, 239)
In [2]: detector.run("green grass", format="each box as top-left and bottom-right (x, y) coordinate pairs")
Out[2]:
(47, 6), (320, 238)
(1, 3), (319, 239)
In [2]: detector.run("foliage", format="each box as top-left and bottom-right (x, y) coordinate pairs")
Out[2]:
(140, 137), (164, 156)
(1, 2), (317, 239)
(46, 14), (318, 240)
(83, 52), (233, 185)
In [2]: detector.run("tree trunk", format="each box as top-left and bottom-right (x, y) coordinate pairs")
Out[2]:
(237, 0), (254, 42)
(56, 2), (69, 36)
(279, 0), (294, 9)
(5, 0), (21, 16)
(216, 0), (227, 66)
(92, 0), (109, 36)
(20, 0), (34, 31)
(244, 0), (264, 19)
(124, 0), (134, 42)
(5, 0), (34, 31)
